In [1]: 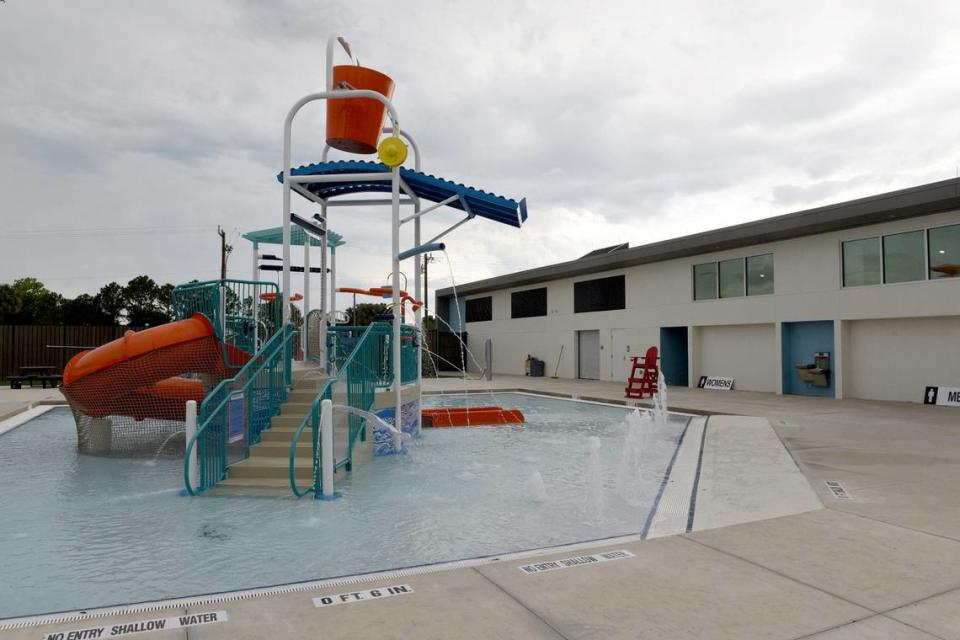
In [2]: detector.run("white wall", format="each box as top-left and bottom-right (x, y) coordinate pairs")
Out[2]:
(453, 208), (960, 401)
(845, 316), (960, 402)
(695, 324), (777, 392)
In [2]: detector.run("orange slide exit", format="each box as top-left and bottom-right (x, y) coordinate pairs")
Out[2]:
(61, 314), (248, 422)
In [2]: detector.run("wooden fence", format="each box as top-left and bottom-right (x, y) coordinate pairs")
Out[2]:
(0, 325), (143, 380)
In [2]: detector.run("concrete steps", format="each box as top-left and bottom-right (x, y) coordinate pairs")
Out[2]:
(218, 368), (360, 493)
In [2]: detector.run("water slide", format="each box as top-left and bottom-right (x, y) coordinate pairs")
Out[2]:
(61, 314), (249, 422)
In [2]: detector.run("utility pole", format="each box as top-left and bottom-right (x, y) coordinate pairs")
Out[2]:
(422, 253), (437, 319)
(218, 225), (232, 279)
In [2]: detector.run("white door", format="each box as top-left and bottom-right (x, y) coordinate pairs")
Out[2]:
(609, 329), (632, 381)
(578, 330), (600, 380)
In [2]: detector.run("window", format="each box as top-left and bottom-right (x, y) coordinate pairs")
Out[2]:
(511, 288), (547, 318)
(883, 230), (925, 284)
(464, 296), (492, 322)
(693, 263), (718, 300)
(928, 223), (960, 279)
(574, 275), (625, 313)
(719, 259), (744, 298)
(746, 254), (774, 295)
(842, 237), (881, 287)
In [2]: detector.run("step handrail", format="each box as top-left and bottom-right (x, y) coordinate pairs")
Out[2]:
(184, 323), (295, 496)
(289, 322), (391, 498)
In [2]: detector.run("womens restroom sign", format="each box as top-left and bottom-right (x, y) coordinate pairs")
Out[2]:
(924, 386), (960, 407)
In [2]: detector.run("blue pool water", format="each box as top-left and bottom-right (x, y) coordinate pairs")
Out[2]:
(0, 394), (688, 619)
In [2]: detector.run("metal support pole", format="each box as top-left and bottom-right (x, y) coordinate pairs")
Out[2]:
(330, 245), (337, 374)
(303, 236), (310, 343)
(252, 241), (260, 351)
(414, 200), (422, 402)
(320, 398), (334, 499)
(391, 167), (402, 432)
(319, 206), (328, 370)
(185, 400), (199, 492)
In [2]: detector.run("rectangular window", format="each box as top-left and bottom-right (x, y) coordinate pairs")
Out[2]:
(746, 254), (774, 295)
(464, 296), (492, 322)
(719, 259), (744, 298)
(693, 263), (717, 300)
(574, 275), (625, 313)
(882, 230), (926, 284)
(928, 223), (960, 279)
(511, 287), (547, 318)
(842, 237), (881, 287)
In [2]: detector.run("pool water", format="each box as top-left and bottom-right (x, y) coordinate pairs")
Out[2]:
(0, 394), (688, 619)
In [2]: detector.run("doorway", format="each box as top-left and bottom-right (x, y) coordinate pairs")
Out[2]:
(659, 326), (689, 387)
(782, 321), (835, 397)
(577, 330), (600, 380)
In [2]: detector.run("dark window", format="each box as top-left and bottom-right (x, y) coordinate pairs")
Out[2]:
(693, 263), (718, 300)
(464, 296), (492, 322)
(574, 275), (625, 313)
(746, 254), (774, 295)
(928, 223), (960, 279)
(511, 288), (547, 318)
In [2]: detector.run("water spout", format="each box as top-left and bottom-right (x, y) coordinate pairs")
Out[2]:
(528, 470), (548, 503)
(587, 436), (604, 523)
(614, 409), (653, 505)
(146, 430), (185, 466)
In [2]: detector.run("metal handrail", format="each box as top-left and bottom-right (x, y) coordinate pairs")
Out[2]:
(184, 324), (294, 495)
(289, 322), (394, 497)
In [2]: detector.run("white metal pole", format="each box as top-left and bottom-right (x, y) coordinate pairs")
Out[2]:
(252, 241), (260, 350)
(391, 167), (402, 432)
(330, 245), (337, 374)
(185, 400), (199, 492)
(320, 398), (334, 499)
(319, 206), (328, 370)
(303, 237), (310, 362)
(414, 202), (423, 401)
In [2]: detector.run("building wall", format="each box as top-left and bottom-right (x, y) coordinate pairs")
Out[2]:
(451, 208), (960, 401)
(695, 324), (777, 392)
(844, 316), (960, 402)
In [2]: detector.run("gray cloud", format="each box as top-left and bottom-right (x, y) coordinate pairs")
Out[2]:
(1, 0), (959, 303)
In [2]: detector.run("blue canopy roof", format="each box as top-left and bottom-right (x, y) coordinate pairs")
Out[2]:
(243, 225), (345, 248)
(279, 160), (528, 228)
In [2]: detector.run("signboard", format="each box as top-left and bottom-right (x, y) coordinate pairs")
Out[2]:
(698, 376), (734, 391)
(825, 480), (852, 500)
(228, 391), (245, 443)
(923, 386), (960, 407)
(314, 585), (414, 607)
(518, 549), (635, 574)
(42, 611), (227, 639)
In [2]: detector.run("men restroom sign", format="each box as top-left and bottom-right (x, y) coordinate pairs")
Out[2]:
(924, 386), (960, 407)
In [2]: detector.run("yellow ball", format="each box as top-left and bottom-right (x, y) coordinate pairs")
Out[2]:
(377, 136), (408, 168)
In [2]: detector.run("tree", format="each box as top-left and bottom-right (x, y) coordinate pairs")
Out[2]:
(345, 303), (389, 326)
(62, 294), (114, 325)
(123, 276), (175, 327)
(94, 282), (126, 324)
(9, 278), (63, 324)
(0, 284), (22, 324)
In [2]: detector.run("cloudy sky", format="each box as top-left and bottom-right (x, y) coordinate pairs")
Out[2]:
(2, 0), (959, 312)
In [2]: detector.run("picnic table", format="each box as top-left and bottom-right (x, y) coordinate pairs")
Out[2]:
(9, 366), (63, 389)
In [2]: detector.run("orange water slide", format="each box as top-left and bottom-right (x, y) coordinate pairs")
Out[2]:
(422, 406), (525, 428)
(61, 314), (249, 421)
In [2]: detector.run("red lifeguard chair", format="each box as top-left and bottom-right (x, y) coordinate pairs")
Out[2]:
(625, 346), (659, 399)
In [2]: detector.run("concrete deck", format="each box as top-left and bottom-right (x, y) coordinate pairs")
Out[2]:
(3, 376), (959, 639)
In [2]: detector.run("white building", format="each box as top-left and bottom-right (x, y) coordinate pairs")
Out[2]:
(436, 178), (960, 403)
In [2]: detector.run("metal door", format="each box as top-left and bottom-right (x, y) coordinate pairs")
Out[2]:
(609, 329), (632, 381)
(577, 330), (600, 380)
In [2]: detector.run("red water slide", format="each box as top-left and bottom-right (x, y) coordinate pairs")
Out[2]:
(61, 314), (248, 422)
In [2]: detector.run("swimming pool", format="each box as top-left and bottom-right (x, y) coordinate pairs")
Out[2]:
(0, 393), (689, 619)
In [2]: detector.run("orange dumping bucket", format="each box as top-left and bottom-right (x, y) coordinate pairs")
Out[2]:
(326, 65), (395, 154)
(422, 407), (525, 428)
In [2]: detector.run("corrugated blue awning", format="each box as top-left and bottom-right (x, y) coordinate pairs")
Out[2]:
(278, 160), (528, 228)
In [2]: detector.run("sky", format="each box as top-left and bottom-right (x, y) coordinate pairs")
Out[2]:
(1, 0), (959, 313)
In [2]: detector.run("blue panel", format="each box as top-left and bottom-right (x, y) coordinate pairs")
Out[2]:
(279, 161), (527, 228)
(782, 321), (835, 397)
(659, 327), (689, 387)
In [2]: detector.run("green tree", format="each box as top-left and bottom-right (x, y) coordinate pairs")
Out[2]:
(123, 276), (175, 327)
(346, 303), (389, 326)
(62, 294), (114, 325)
(9, 278), (63, 324)
(0, 284), (22, 324)
(94, 282), (126, 324)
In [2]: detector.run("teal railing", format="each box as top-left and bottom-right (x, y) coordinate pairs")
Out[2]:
(172, 279), (281, 368)
(326, 324), (419, 383)
(291, 321), (424, 498)
(183, 324), (295, 495)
